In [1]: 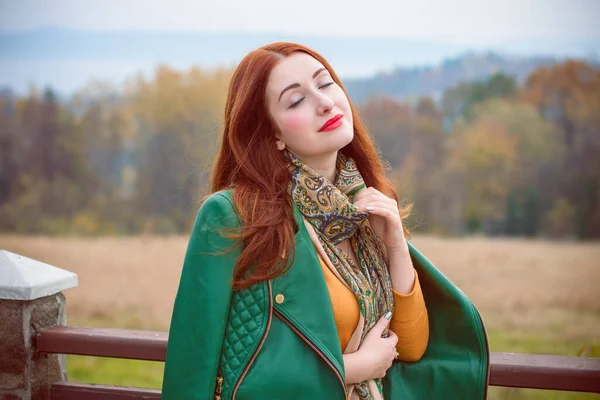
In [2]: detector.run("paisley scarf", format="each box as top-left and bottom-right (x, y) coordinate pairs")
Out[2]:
(286, 150), (395, 399)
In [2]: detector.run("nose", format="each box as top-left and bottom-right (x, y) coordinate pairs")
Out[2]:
(316, 92), (334, 116)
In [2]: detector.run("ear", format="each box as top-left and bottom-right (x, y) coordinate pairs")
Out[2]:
(275, 138), (286, 151)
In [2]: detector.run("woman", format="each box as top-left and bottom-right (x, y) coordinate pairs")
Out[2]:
(162, 42), (489, 400)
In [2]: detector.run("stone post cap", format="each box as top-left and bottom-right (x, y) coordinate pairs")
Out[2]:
(0, 249), (78, 300)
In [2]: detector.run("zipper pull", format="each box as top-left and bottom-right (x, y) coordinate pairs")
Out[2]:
(215, 375), (224, 399)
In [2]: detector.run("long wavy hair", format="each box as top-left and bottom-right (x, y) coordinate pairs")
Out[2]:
(211, 42), (410, 290)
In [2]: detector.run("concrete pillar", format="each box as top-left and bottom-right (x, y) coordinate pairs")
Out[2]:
(0, 250), (78, 400)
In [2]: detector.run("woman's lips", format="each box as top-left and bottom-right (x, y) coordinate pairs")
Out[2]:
(318, 114), (343, 132)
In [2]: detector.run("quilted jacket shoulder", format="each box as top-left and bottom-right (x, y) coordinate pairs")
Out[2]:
(162, 190), (243, 400)
(218, 281), (270, 399)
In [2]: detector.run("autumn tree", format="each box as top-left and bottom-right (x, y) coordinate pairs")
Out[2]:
(361, 96), (448, 233)
(521, 61), (600, 238)
(128, 65), (231, 232)
(446, 99), (561, 234)
(0, 88), (96, 232)
(443, 72), (517, 127)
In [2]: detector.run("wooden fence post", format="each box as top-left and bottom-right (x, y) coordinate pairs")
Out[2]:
(0, 250), (78, 400)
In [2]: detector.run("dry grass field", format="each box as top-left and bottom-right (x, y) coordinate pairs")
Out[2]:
(1, 234), (599, 398)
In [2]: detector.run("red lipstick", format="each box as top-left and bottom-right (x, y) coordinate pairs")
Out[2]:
(318, 114), (343, 132)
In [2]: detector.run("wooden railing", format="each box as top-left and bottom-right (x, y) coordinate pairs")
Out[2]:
(36, 326), (600, 399)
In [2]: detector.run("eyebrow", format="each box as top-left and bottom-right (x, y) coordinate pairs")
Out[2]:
(278, 67), (328, 102)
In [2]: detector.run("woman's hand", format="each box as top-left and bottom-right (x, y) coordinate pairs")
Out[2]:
(354, 187), (406, 254)
(343, 313), (399, 384)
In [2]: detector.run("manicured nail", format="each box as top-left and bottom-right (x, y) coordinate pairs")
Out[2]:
(384, 311), (392, 320)
(366, 206), (374, 212)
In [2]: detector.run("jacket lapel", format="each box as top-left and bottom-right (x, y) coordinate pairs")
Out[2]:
(270, 203), (345, 378)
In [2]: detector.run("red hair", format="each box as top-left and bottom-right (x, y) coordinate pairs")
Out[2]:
(211, 42), (409, 290)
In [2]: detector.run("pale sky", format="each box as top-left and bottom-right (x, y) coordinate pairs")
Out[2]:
(1, 0), (599, 45)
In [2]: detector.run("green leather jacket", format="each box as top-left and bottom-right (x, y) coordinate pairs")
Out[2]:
(162, 190), (490, 399)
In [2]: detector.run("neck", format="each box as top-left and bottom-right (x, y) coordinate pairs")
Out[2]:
(300, 151), (338, 183)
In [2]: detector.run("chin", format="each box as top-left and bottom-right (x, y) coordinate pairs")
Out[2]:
(336, 129), (354, 149)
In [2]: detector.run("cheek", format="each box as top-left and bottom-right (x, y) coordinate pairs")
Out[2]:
(338, 94), (353, 126)
(280, 113), (312, 135)
(334, 89), (352, 113)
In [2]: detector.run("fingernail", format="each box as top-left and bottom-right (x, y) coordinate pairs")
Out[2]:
(384, 311), (392, 320)
(366, 206), (374, 211)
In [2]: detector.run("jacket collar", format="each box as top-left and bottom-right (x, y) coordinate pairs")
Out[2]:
(270, 202), (345, 377)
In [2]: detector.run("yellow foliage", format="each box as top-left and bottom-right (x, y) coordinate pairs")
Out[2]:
(542, 198), (576, 238)
(522, 61), (600, 131)
(446, 98), (561, 223)
(71, 211), (102, 235)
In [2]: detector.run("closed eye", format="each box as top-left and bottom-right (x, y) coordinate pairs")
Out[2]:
(288, 82), (334, 109)
(289, 97), (305, 109)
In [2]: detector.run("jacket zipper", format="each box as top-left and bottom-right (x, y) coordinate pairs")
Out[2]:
(230, 282), (273, 400)
(273, 308), (348, 399)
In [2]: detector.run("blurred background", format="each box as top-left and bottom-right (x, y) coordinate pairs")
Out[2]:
(0, 1), (598, 399)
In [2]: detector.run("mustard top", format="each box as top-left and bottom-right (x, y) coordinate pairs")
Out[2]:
(318, 256), (429, 362)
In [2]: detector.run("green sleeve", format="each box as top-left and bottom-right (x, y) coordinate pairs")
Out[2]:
(162, 193), (240, 400)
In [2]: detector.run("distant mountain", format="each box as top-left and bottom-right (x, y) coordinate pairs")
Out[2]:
(0, 28), (598, 97)
(342, 52), (571, 103)
(0, 28), (465, 95)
